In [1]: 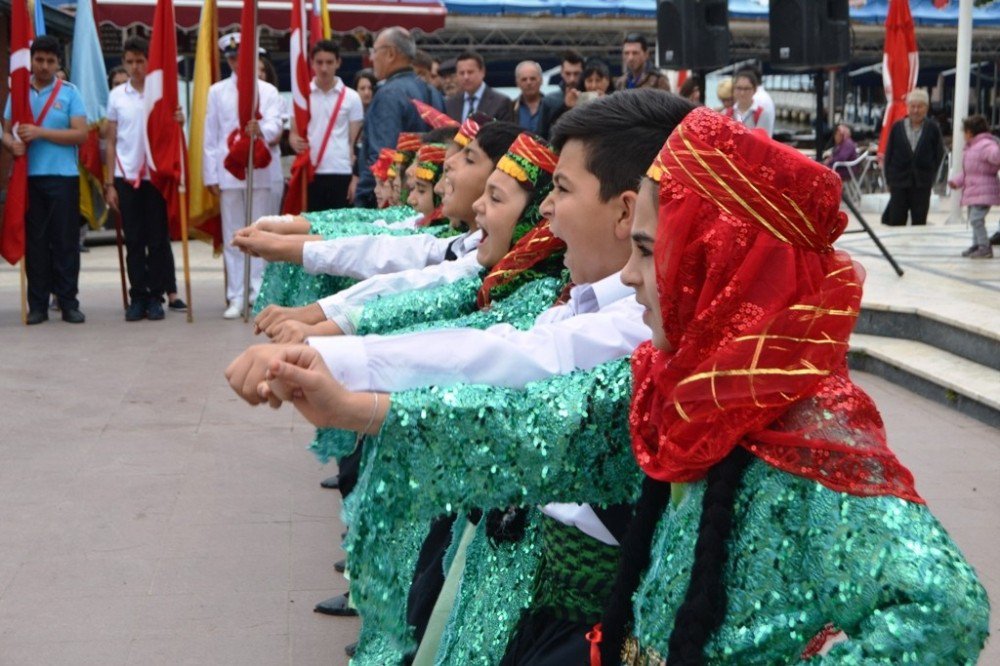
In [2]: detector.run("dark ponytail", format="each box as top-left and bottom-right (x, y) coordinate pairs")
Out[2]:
(598, 475), (672, 665)
(666, 446), (753, 665)
(597, 447), (753, 665)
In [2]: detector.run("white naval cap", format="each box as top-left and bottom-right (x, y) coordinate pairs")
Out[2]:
(218, 33), (266, 56)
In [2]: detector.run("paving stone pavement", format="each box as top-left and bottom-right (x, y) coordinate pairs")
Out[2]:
(0, 238), (996, 664)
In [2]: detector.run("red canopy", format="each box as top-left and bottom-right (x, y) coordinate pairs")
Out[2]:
(93, 0), (447, 34)
(878, 0), (918, 156)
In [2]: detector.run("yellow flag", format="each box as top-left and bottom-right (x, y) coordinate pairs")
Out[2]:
(321, 0), (331, 39)
(187, 0), (223, 251)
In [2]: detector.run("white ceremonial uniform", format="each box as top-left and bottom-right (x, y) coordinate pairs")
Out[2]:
(308, 270), (648, 545)
(317, 231), (483, 334)
(301, 231), (466, 279)
(204, 74), (284, 305)
(268, 94), (290, 214)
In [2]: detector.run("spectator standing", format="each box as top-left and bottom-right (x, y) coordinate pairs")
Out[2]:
(678, 76), (702, 104)
(2, 35), (88, 325)
(881, 89), (944, 227)
(204, 33), (284, 319)
(723, 69), (774, 137)
(614, 33), (670, 91)
(716, 77), (734, 112)
(353, 69), (377, 111)
(948, 115), (1000, 258)
(289, 40), (364, 212)
(103, 37), (176, 322)
(354, 27), (444, 208)
(444, 50), (513, 123)
(258, 54), (287, 215)
(512, 60), (544, 133)
(536, 49), (584, 139)
(438, 58), (459, 97)
(414, 50), (442, 91)
(583, 58), (614, 96)
(825, 123), (860, 181)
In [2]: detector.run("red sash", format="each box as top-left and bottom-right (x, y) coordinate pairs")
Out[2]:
(31, 78), (63, 126)
(312, 85), (348, 170)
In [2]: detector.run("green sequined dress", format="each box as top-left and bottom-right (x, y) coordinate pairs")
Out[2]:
(346, 358), (641, 665)
(629, 459), (990, 664)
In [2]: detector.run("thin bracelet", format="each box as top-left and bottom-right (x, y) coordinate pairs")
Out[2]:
(360, 393), (379, 434)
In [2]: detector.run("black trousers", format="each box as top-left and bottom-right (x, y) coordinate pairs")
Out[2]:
(307, 173), (352, 212)
(500, 611), (591, 665)
(882, 186), (931, 226)
(115, 179), (171, 302)
(26, 176), (81, 313)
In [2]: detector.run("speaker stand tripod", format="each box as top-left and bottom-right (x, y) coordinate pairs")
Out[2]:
(840, 192), (905, 277)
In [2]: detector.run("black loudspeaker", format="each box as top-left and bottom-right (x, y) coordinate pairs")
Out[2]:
(769, 0), (851, 70)
(657, 0), (730, 71)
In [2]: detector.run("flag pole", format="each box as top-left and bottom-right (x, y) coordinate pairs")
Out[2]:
(242, 8), (259, 323)
(179, 141), (194, 323)
(19, 259), (27, 325)
(112, 206), (129, 310)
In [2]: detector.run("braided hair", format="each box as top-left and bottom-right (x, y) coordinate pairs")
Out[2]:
(598, 447), (754, 665)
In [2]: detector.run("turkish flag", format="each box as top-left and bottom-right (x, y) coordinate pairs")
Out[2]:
(224, 0), (271, 179)
(1, 0), (33, 265)
(284, 0), (313, 214)
(878, 0), (919, 156)
(145, 0), (185, 239)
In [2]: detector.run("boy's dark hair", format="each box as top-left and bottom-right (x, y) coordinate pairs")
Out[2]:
(455, 50), (485, 70)
(561, 49), (585, 66)
(422, 126), (459, 144)
(963, 114), (989, 137)
(474, 121), (522, 163)
(551, 88), (696, 201)
(310, 39), (340, 60)
(122, 36), (149, 57)
(30, 35), (61, 59)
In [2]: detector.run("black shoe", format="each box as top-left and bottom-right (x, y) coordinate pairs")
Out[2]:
(61, 308), (86, 324)
(168, 298), (188, 312)
(126, 299), (147, 321)
(990, 231), (1000, 246)
(26, 310), (48, 325)
(345, 642), (357, 658)
(961, 244), (980, 257)
(320, 474), (340, 489)
(334, 559), (346, 573)
(146, 300), (165, 321)
(314, 593), (357, 616)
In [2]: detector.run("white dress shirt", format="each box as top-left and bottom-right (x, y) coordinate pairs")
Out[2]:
(203, 75), (284, 190)
(106, 81), (149, 181)
(308, 271), (648, 392)
(308, 78), (364, 175)
(317, 231), (483, 334)
(301, 230), (464, 279)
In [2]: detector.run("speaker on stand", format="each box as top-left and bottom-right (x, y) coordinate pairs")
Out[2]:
(657, 0), (730, 75)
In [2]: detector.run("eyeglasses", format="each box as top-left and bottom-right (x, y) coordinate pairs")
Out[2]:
(734, 85), (755, 92)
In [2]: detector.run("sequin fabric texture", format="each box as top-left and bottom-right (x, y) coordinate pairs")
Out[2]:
(631, 459), (990, 664)
(343, 359), (640, 663)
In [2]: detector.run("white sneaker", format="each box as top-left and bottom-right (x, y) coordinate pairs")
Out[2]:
(223, 302), (243, 320)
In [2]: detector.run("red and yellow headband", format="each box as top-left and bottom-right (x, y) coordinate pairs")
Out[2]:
(414, 143), (447, 182)
(454, 112), (491, 147)
(496, 132), (558, 188)
(393, 132), (423, 164)
(372, 147), (396, 182)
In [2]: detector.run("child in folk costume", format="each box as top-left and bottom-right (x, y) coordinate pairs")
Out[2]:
(589, 107), (988, 665)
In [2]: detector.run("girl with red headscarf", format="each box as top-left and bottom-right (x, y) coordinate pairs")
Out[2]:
(591, 108), (988, 665)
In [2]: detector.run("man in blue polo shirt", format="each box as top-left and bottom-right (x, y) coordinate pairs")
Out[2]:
(2, 35), (88, 324)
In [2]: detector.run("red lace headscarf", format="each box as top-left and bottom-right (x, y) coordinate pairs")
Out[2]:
(631, 108), (921, 503)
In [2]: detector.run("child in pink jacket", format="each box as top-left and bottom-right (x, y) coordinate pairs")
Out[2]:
(949, 115), (1000, 258)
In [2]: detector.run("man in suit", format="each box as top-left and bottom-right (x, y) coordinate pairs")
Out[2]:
(445, 50), (513, 123)
(881, 89), (945, 226)
(354, 27), (444, 208)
